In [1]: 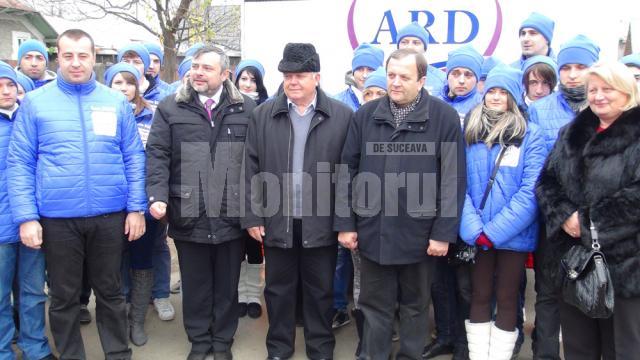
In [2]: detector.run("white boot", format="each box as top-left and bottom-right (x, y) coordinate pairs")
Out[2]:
(465, 320), (491, 360)
(237, 260), (248, 304)
(488, 322), (518, 360)
(245, 262), (264, 304)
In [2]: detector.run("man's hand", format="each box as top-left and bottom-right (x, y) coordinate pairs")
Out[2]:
(426, 239), (449, 257)
(149, 201), (167, 220)
(562, 211), (581, 238)
(338, 231), (358, 250)
(20, 220), (43, 249)
(125, 212), (146, 241)
(248, 226), (266, 243)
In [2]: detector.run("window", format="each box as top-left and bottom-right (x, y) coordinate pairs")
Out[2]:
(12, 31), (32, 59)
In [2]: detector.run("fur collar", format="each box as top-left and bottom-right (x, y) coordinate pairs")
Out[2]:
(175, 78), (245, 106)
(564, 106), (640, 157)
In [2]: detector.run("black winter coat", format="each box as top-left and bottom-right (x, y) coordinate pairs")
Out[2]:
(146, 79), (256, 243)
(241, 88), (352, 248)
(536, 106), (640, 298)
(333, 89), (466, 265)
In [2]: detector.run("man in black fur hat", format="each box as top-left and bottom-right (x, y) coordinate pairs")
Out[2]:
(242, 43), (353, 360)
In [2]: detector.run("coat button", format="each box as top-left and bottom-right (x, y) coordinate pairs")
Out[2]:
(408, 125), (412, 129)
(239, 107), (243, 111)
(318, 116), (323, 120)
(230, 109), (234, 112)
(208, 234), (212, 239)
(303, 241), (308, 245)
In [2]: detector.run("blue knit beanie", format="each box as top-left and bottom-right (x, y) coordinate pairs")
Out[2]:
(446, 45), (483, 80)
(483, 64), (524, 106)
(364, 67), (387, 90)
(235, 59), (265, 80)
(103, 62), (142, 87)
(185, 43), (204, 57)
(481, 56), (503, 80)
(396, 21), (430, 51)
(17, 39), (48, 64)
(620, 54), (640, 68)
(15, 71), (35, 92)
(144, 43), (164, 65)
(519, 12), (555, 45)
(117, 43), (151, 75)
(178, 57), (193, 79)
(522, 55), (558, 75)
(352, 43), (384, 73)
(0, 61), (18, 85)
(557, 35), (600, 70)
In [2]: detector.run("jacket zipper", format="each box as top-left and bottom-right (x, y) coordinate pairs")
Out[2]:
(78, 92), (91, 216)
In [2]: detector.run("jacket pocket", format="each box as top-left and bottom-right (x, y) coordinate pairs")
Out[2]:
(407, 208), (437, 218)
(168, 184), (198, 229)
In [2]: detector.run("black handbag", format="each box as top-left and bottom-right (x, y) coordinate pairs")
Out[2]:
(448, 146), (507, 266)
(560, 220), (614, 318)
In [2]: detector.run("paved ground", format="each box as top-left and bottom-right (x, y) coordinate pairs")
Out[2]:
(28, 239), (544, 359)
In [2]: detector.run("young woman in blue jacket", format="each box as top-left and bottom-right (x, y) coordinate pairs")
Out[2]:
(459, 64), (547, 360)
(104, 62), (157, 346)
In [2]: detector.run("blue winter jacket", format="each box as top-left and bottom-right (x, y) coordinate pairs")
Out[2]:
(135, 106), (154, 148)
(510, 48), (557, 69)
(528, 91), (576, 152)
(334, 86), (361, 112)
(425, 64), (446, 97)
(0, 110), (19, 244)
(144, 78), (168, 110)
(154, 76), (172, 95)
(460, 123), (547, 252)
(7, 73), (147, 223)
(440, 86), (483, 126)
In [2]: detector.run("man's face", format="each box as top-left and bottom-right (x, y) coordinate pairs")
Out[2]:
(283, 72), (320, 105)
(559, 63), (588, 89)
(19, 51), (46, 81)
(57, 36), (95, 84)
(519, 28), (549, 57)
(386, 55), (425, 106)
(627, 65), (640, 86)
(526, 71), (552, 101)
(398, 36), (425, 53)
(353, 66), (374, 91)
(0, 78), (18, 110)
(147, 54), (161, 78)
(447, 67), (477, 96)
(190, 51), (228, 97)
(121, 52), (146, 80)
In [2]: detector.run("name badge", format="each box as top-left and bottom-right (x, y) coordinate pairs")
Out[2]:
(500, 145), (521, 167)
(91, 110), (117, 137)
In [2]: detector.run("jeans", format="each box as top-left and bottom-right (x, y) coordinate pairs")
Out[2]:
(0, 242), (51, 360)
(333, 245), (352, 312)
(152, 223), (170, 299)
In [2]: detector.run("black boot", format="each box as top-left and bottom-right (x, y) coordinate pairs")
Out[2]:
(129, 269), (153, 346)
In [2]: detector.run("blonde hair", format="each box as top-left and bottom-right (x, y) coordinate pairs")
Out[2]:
(464, 94), (527, 147)
(585, 61), (640, 111)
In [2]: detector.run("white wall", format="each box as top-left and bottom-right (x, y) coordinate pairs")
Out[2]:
(243, 0), (639, 95)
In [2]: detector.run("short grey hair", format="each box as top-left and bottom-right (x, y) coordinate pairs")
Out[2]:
(192, 45), (229, 72)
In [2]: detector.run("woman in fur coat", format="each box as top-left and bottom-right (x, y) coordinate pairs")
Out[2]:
(536, 61), (640, 359)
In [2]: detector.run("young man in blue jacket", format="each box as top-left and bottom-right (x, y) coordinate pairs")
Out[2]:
(15, 39), (56, 88)
(7, 29), (147, 360)
(396, 21), (446, 96)
(144, 42), (173, 95)
(0, 62), (56, 360)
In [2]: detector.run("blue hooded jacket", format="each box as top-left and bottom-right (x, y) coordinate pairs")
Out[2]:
(460, 123), (547, 252)
(440, 86), (483, 126)
(426, 65), (446, 96)
(143, 78), (167, 109)
(334, 86), (361, 111)
(0, 109), (19, 243)
(528, 91), (576, 151)
(7, 72), (147, 223)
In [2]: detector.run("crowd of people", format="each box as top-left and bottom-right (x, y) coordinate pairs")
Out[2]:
(0, 9), (639, 360)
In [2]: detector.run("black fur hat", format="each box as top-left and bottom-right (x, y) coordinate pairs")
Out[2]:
(278, 43), (321, 73)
